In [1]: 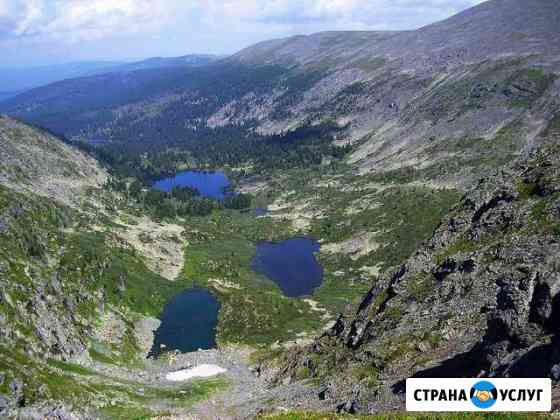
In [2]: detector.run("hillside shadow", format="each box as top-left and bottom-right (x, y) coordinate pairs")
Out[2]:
(391, 344), (486, 394)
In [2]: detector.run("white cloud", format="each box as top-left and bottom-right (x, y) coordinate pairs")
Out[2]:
(0, 0), (28, 34)
(0, 0), (488, 65)
(0, 0), (194, 42)
(14, 0), (43, 35)
(199, 0), (486, 28)
(0, 0), (488, 41)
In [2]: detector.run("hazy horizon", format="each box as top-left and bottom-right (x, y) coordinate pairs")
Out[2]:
(1, 0), (486, 67)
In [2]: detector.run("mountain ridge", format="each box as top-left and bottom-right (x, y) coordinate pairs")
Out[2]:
(1, 0), (558, 189)
(0, 54), (220, 103)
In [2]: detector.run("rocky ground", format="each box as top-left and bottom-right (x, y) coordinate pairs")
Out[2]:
(110, 215), (186, 281)
(95, 346), (329, 419)
(267, 141), (560, 414)
(171, 349), (323, 419)
(0, 116), (108, 207)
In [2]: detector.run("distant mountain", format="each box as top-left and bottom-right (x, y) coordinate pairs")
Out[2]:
(104, 54), (220, 73)
(1, 0), (559, 184)
(0, 54), (220, 98)
(0, 91), (23, 102)
(0, 61), (124, 92)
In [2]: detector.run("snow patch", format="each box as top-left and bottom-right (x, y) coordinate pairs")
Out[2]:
(165, 364), (227, 382)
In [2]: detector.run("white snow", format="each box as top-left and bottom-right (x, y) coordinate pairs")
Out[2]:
(165, 364), (227, 382)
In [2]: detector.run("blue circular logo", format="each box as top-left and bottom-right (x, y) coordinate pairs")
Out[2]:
(470, 380), (498, 409)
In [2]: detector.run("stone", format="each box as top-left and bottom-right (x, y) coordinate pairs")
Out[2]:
(318, 386), (328, 401)
(0, 394), (8, 412)
(9, 378), (21, 395)
(550, 364), (560, 382)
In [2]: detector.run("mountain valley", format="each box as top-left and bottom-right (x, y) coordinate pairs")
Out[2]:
(0, 0), (560, 418)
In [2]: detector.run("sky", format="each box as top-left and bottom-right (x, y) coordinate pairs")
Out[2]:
(0, 0), (486, 67)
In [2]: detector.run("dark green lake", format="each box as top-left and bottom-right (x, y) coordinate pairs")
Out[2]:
(251, 237), (323, 297)
(149, 288), (220, 357)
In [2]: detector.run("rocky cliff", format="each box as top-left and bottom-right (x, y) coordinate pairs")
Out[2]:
(269, 117), (560, 413)
(0, 120), (112, 414)
(0, 115), (107, 205)
(0, 119), (189, 417)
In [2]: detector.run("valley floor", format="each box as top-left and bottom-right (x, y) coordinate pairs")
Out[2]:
(103, 163), (465, 417)
(0, 126), (486, 418)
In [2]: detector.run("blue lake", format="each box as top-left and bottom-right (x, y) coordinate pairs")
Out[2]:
(255, 208), (268, 216)
(149, 288), (220, 357)
(251, 237), (323, 297)
(153, 170), (231, 200)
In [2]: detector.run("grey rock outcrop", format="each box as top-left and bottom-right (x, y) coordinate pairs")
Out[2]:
(272, 139), (560, 412)
(0, 116), (108, 207)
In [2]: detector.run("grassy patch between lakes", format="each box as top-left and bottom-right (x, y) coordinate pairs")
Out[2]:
(181, 210), (324, 346)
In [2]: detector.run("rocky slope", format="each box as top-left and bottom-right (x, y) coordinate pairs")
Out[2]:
(0, 55), (219, 98)
(268, 117), (560, 413)
(0, 119), (227, 418)
(0, 116), (107, 205)
(217, 0), (560, 183)
(0, 121), (125, 414)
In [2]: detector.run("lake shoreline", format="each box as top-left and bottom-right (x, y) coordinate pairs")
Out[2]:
(152, 169), (232, 201)
(251, 237), (324, 298)
(148, 288), (221, 357)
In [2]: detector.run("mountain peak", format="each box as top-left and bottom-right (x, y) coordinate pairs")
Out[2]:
(352, 0), (559, 72)
(230, 0), (560, 73)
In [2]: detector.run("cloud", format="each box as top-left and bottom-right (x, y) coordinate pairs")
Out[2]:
(0, 0), (193, 42)
(0, 0), (488, 65)
(0, 0), (31, 34)
(0, 0), (488, 41)
(201, 0), (486, 29)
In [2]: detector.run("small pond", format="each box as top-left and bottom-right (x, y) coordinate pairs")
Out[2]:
(153, 170), (231, 200)
(149, 288), (220, 357)
(251, 237), (323, 297)
(255, 207), (268, 216)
